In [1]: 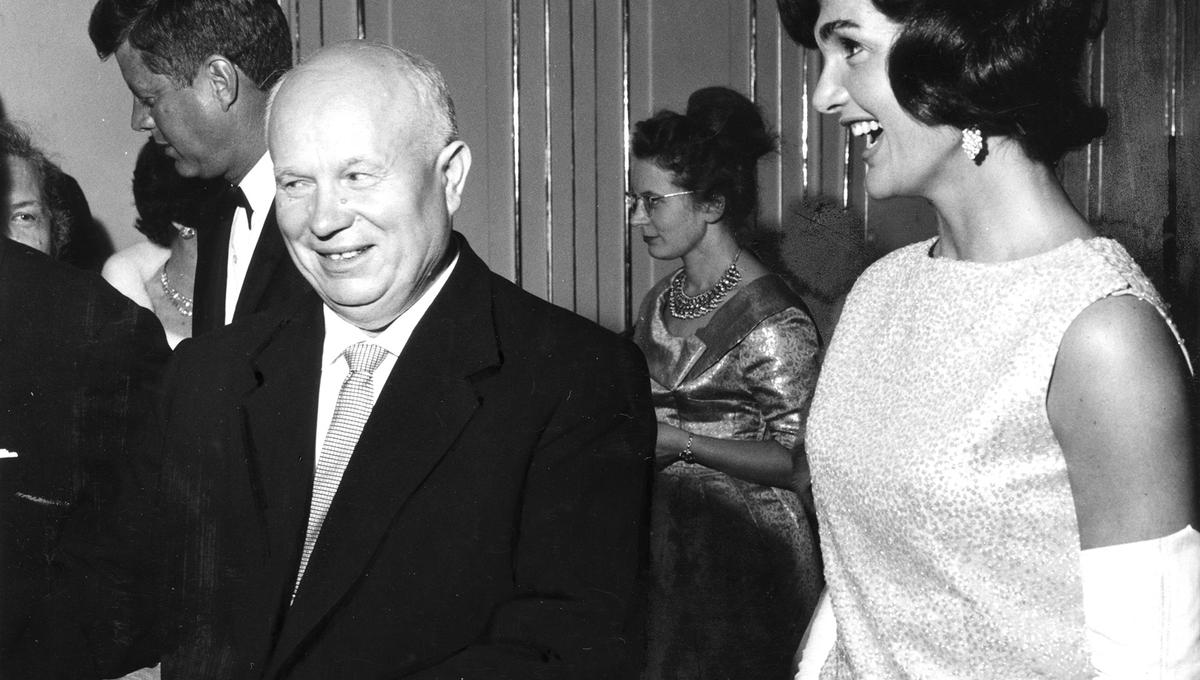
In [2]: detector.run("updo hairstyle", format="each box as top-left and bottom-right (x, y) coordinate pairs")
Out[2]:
(132, 138), (227, 247)
(777, 0), (1107, 164)
(632, 86), (775, 237)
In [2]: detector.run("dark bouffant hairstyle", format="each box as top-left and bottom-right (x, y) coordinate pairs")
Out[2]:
(89, 0), (292, 89)
(777, 0), (1107, 165)
(133, 138), (227, 247)
(632, 86), (776, 236)
(0, 121), (72, 257)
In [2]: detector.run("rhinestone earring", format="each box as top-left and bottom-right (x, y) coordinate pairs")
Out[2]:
(961, 126), (984, 163)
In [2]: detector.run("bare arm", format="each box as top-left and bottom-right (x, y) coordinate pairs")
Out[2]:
(1048, 294), (1197, 549)
(654, 422), (797, 488)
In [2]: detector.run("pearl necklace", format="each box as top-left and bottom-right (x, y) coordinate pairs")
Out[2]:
(667, 249), (742, 320)
(159, 263), (194, 318)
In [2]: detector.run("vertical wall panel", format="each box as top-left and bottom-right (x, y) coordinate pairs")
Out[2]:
(593, 0), (633, 329)
(1174, 0), (1200, 340)
(1095, 1), (1170, 282)
(547, 0), (579, 310)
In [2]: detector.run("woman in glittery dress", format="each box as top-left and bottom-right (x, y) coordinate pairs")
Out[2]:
(775, 0), (1200, 677)
(630, 86), (824, 680)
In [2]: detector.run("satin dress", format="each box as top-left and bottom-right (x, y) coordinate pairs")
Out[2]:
(633, 273), (824, 680)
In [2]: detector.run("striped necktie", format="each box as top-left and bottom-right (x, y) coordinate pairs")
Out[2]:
(293, 341), (389, 599)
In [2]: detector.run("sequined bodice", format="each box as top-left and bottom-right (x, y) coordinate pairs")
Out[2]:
(807, 237), (1172, 679)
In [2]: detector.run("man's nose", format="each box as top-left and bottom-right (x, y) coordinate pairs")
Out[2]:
(130, 99), (155, 132)
(309, 184), (354, 237)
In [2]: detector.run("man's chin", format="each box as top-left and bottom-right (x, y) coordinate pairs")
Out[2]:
(324, 297), (403, 334)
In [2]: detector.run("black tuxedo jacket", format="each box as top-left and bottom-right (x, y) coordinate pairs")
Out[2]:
(86, 234), (654, 679)
(191, 202), (309, 336)
(0, 238), (170, 674)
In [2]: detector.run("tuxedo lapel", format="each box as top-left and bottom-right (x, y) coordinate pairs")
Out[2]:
(268, 237), (501, 673)
(192, 203), (234, 336)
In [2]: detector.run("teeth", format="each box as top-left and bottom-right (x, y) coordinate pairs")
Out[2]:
(849, 120), (882, 145)
(327, 248), (367, 261)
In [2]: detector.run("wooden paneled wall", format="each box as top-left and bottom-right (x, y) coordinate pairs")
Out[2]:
(282, 0), (1199, 341)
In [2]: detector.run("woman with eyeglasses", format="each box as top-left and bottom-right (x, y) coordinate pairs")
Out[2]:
(629, 86), (824, 680)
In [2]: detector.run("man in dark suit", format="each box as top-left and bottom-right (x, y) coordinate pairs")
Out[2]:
(49, 41), (654, 679)
(0, 234), (171, 675)
(89, 0), (308, 335)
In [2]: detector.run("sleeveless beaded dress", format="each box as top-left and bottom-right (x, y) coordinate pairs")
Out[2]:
(805, 237), (1193, 678)
(633, 274), (824, 680)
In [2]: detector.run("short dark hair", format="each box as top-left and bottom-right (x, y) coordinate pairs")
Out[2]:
(777, 0), (1107, 164)
(0, 121), (72, 257)
(132, 138), (227, 247)
(631, 86), (775, 237)
(89, 0), (292, 89)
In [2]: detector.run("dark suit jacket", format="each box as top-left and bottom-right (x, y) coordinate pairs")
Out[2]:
(0, 238), (170, 674)
(192, 202), (309, 336)
(96, 234), (653, 679)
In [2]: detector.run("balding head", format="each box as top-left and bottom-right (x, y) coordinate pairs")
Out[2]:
(267, 41), (457, 160)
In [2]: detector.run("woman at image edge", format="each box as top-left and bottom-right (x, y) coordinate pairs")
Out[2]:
(776, 0), (1200, 676)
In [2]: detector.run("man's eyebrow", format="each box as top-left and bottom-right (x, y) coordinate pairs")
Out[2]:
(9, 200), (41, 211)
(818, 19), (858, 43)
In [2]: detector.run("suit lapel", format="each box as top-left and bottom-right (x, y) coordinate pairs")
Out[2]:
(192, 201), (234, 336)
(268, 237), (501, 672)
(234, 297), (324, 664)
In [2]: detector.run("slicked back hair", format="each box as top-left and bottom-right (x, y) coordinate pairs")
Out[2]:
(89, 0), (292, 89)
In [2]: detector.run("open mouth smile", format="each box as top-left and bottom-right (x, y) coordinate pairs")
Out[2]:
(849, 120), (883, 149)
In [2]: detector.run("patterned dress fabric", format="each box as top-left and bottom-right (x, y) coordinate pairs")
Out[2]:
(633, 273), (824, 680)
(807, 237), (1183, 678)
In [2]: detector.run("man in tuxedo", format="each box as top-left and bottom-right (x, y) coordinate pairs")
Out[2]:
(89, 0), (308, 334)
(51, 41), (654, 679)
(0, 200), (171, 675)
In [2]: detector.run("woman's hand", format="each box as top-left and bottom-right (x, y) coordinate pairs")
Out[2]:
(654, 422), (690, 469)
(652, 421), (800, 489)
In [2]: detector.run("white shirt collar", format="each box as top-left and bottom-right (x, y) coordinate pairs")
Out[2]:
(237, 152), (277, 214)
(320, 251), (460, 367)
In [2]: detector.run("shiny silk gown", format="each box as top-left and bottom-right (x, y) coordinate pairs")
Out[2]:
(633, 273), (824, 680)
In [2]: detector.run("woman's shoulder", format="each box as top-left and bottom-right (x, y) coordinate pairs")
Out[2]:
(101, 241), (169, 309)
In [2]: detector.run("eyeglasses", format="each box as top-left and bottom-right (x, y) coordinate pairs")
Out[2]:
(624, 190), (696, 217)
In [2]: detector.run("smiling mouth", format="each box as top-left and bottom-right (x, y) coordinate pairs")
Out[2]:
(323, 247), (370, 262)
(849, 120), (883, 149)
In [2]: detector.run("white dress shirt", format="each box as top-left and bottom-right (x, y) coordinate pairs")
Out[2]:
(224, 153), (277, 324)
(313, 253), (459, 465)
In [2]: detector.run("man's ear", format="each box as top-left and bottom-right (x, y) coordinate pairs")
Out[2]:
(201, 55), (240, 111)
(438, 140), (472, 216)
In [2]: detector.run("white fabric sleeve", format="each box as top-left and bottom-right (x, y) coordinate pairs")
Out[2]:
(1081, 524), (1200, 678)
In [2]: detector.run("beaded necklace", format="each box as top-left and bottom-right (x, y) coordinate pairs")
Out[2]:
(159, 263), (194, 318)
(667, 249), (742, 319)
